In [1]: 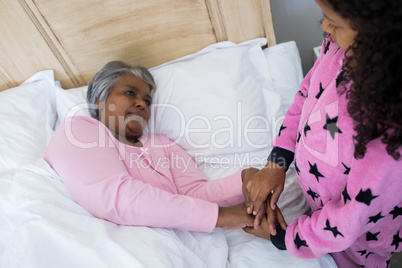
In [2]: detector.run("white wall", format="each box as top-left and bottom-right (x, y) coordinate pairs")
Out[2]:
(270, 0), (324, 75)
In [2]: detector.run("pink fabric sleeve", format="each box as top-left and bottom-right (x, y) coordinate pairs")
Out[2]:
(285, 138), (402, 258)
(165, 138), (244, 207)
(44, 117), (222, 233)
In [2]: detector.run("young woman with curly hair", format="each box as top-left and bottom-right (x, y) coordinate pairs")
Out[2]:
(242, 0), (402, 267)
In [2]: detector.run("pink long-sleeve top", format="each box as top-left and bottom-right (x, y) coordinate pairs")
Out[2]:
(44, 116), (244, 233)
(269, 36), (402, 267)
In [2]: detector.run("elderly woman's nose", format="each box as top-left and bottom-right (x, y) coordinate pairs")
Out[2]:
(135, 98), (146, 108)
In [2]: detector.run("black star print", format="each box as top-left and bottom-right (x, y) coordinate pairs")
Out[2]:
(278, 124), (286, 136)
(355, 188), (379, 206)
(334, 47), (341, 54)
(295, 160), (300, 174)
(357, 249), (367, 256)
(357, 249), (374, 259)
(392, 231), (402, 250)
(368, 212), (384, 224)
(324, 219), (344, 238)
(304, 120), (311, 137)
(307, 188), (320, 201)
(323, 114), (343, 139)
(316, 83), (325, 99)
(297, 132), (301, 143)
(342, 162), (350, 175)
(366, 231), (380, 241)
(342, 186), (351, 204)
(324, 41), (330, 54)
(309, 161), (324, 182)
(298, 90), (304, 97)
(294, 233), (308, 249)
(390, 206), (402, 219)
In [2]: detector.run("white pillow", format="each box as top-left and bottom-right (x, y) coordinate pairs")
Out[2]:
(263, 41), (303, 115)
(0, 71), (57, 174)
(54, 84), (90, 126)
(148, 38), (279, 162)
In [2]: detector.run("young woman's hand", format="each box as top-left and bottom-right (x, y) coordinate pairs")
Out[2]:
(242, 167), (267, 229)
(241, 167), (265, 230)
(265, 194), (287, 236)
(215, 203), (255, 230)
(243, 161), (286, 219)
(241, 167), (260, 213)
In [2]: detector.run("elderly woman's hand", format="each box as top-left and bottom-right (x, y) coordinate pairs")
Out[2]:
(215, 203), (255, 230)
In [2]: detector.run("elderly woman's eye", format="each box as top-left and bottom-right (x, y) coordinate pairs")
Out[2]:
(145, 99), (151, 106)
(125, 91), (135, 96)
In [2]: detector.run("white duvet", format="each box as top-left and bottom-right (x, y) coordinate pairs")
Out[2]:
(0, 159), (336, 268)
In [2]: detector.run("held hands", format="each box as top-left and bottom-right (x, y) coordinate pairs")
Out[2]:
(215, 201), (287, 240)
(241, 164), (287, 235)
(216, 163), (288, 236)
(243, 162), (286, 213)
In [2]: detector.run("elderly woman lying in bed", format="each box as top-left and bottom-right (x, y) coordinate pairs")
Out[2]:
(44, 61), (256, 232)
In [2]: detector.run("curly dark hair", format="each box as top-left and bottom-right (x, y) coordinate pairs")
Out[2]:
(324, 0), (402, 160)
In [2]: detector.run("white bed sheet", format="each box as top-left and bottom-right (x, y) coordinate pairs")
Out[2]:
(0, 160), (336, 268)
(0, 40), (338, 268)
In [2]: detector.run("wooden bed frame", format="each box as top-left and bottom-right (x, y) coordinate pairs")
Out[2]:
(0, 0), (276, 91)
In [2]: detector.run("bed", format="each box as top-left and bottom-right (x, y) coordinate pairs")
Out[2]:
(0, 1), (337, 267)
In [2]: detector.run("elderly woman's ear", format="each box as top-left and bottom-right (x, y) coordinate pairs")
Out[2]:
(95, 98), (104, 110)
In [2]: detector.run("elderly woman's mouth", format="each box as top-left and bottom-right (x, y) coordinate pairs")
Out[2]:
(126, 112), (145, 119)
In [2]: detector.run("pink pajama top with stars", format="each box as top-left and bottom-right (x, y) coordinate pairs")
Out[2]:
(44, 116), (244, 233)
(268, 36), (402, 267)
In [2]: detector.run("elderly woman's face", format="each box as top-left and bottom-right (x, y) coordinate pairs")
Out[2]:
(98, 74), (152, 144)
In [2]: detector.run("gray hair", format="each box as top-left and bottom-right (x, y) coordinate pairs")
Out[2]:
(86, 61), (156, 120)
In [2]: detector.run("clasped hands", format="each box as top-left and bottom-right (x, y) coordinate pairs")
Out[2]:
(241, 163), (287, 240)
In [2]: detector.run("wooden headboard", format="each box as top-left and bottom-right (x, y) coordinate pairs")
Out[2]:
(0, 0), (276, 91)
